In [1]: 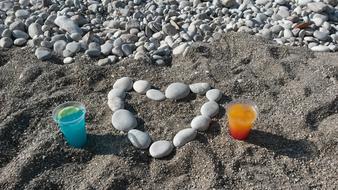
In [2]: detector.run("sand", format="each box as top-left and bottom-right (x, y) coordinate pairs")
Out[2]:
(0, 33), (337, 189)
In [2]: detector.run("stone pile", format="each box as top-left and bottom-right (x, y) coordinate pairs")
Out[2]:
(0, 0), (338, 65)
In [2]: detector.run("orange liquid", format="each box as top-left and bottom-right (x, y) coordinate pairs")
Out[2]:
(227, 103), (257, 140)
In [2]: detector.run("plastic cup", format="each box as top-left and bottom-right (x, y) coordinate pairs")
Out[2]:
(52, 101), (87, 148)
(226, 99), (258, 140)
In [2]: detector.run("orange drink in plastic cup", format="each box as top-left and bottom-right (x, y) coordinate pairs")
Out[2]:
(226, 100), (258, 140)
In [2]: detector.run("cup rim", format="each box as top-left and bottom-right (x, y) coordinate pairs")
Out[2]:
(226, 99), (259, 122)
(52, 101), (86, 125)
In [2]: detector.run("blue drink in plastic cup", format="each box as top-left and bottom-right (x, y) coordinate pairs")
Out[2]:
(52, 101), (87, 148)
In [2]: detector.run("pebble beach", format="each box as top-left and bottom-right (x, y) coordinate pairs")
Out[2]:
(0, 0), (337, 189)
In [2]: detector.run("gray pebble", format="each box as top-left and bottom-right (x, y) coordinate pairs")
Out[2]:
(28, 23), (43, 38)
(111, 109), (137, 132)
(173, 128), (197, 148)
(173, 43), (188, 55)
(206, 89), (222, 102)
(54, 16), (83, 34)
(191, 115), (211, 131)
(101, 41), (114, 56)
(311, 45), (330, 52)
(133, 80), (151, 94)
(97, 58), (111, 66)
(200, 101), (219, 118)
(35, 47), (51, 61)
(128, 129), (151, 149)
(121, 44), (135, 56)
(0, 37), (13, 48)
(146, 89), (166, 101)
(314, 31), (329, 41)
(66, 41), (81, 55)
(149, 140), (174, 158)
(53, 40), (67, 56)
(165, 82), (190, 100)
(63, 57), (74, 64)
(189, 83), (211, 95)
(108, 97), (124, 112)
(108, 88), (126, 99)
(14, 38), (27, 46)
(113, 77), (133, 91)
(12, 30), (29, 39)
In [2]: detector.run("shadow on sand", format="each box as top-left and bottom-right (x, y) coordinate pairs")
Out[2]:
(246, 129), (317, 159)
(85, 134), (127, 155)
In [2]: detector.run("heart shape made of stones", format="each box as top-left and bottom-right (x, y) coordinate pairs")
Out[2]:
(107, 77), (223, 159)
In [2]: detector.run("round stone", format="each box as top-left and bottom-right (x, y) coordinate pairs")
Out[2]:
(0, 37), (13, 48)
(111, 109), (137, 132)
(113, 77), (133, 91)
(149, 140), (174, 158)
(13, 38), (26, 46)
(108, 88), (126, 99)
(133, 80), (151, 94)
(128, 129), (151, 149)
(63, 57), (74, 64)
(311, 45), (330, 52)
(54, 40), (67, 56)
(173, 43), (188, 55)
(108, 97), (124, 112)
(173, 128), (197, 148)
(12, 30), (29, 39)
(206, 89), (222, 102)
(201, 101), (219, 118)
(146, 89), (166, 101)
(189, 83), (211, 95)
(28, 23), (43, 38)
(35, 47), (51, 61)
(165, 82), (190, 100)
(191, 115), (211, 131)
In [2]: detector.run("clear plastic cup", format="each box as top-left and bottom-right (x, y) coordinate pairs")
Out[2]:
(226, 99), (258, 140)
(52, 101), (87, 148)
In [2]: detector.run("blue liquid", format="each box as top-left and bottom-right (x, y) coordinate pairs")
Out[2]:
(57, 107), (87, 148)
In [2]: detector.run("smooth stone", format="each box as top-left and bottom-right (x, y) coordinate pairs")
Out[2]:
(111, 109), (137, 132)
(191, 115), (211, 131)
(85, 42), (101, 57)
(146, 89), (166, 101)
(2, 29), (11, 38)
(149, 140), (174, 158)
(121, 44), (136, 56)
(128, 129), (151, 149)
(173, 43), (188, 55)
(200, 101), (219, 118)
(97, 58), (111, 66)
(113, 77), (133, 91)
(108, 55), (118, 64)
(12, 30), (29, 39)
(206, 89), (222, 102)
(307, 2), (328, 13)
(173, 128), (197, 148)
(189, 83), (211, 95)
(311, 45), (330, 52)
(165, 82), (190, 100)
(314, 31), (329, 41)
(35, 47), (51, 61)
(0, 37), (13, 48)
(108, 97), (124, 112)
(162, 23), (178, 36)
(63, 57), (74, 64)
(28, 23), (43, 38)
(66, 41), (81, 55)
(101, 41), (114, 56)
(54, 16), (83, 34)
(108, 88), (126, 99)
(133, 80), (151, 94)
(221, 0), (236, 8)
(14, 38), (27, 46)
(9, 21), (25, 31)
(53, 40), (67, 56)
(112, 47), (124, 57)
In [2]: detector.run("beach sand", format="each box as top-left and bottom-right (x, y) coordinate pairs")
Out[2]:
(0, 33), (337, 189)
